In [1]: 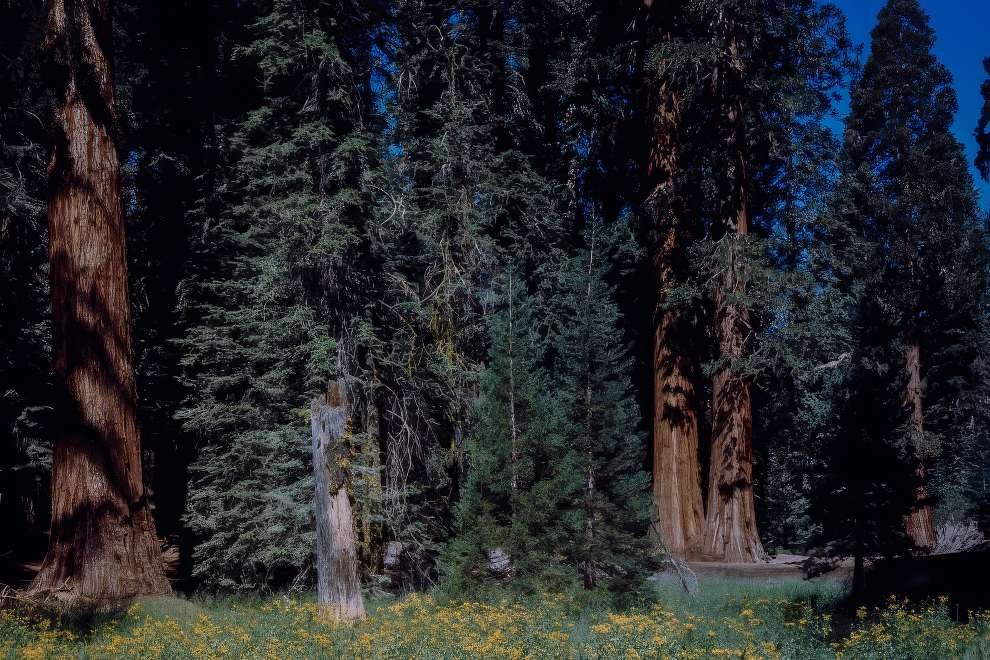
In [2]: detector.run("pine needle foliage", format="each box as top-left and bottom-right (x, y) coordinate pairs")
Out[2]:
(550, 220), (653, 594)
(977, 57), (990, 181)
(444, 270), (573, 591)
(817, 0), (990, 562)
(446, 221), (652, 596)
(177, 0), (384, 590)
(0, 0), (53, 561)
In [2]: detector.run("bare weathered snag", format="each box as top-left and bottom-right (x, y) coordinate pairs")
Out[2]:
(646, 0), (705, 559)
(312, 383), (365, 622)
(904, 343), (936, 551)
(30, 0), (171, 606)
(702, 22), (766, 563)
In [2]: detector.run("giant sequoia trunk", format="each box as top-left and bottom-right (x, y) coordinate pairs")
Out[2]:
(702, 24), (766, 563)
(30, 0), (171, 605)
(646, 5), (705, 557)
(703, 226), (765, 562)
(311, 384), (365, 622)
(904, 342), (936, 551)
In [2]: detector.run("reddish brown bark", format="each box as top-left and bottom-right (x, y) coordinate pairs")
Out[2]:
(702, 225), (765, 562)
(904, 342), (936, 551)
(702, 24), (766, 563)
(30, 0), (170, 605)
(646, 36), (705, 558)
(652, 309), (705, 558)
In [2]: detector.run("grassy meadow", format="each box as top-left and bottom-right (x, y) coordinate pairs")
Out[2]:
(2, 579), (989, 659)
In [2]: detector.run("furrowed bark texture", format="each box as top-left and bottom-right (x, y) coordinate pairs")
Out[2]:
(646, 6), (705, 558)
(702, 22), (766, 563)
(30, 0), (171, 604)
(904, 342), (935, 551)
(312, 384), (366, 622)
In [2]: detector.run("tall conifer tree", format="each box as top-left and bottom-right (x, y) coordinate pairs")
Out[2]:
(699, 0), (767, 563)
(978, 57), (990, 181)
(445, 271), (572, 589)
(32, 0), (171, 603)
(177, 0), (384, 589)
(552, 221), (652, 591)
(381, 0), (567, 582)
(642, 0), (706, 559)
(644, 0), (850, 560)
(833, 0), (989, 551)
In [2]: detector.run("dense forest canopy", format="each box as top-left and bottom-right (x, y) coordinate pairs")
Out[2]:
(1, 0), (989, 608)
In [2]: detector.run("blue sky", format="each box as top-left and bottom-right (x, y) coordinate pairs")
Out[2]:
(829, 0), (989, 207)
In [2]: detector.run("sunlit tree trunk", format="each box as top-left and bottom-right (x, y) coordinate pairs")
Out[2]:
(645, 3), (705, 557)
(30, 0), (171, 606)
(904, 342), (935, 551)
(702, 22), (766, 563)
(312, 383), (365, 622)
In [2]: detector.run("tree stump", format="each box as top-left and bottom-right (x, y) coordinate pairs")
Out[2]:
(487, 548), (514, 580)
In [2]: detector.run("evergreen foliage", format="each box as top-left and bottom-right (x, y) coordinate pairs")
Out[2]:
(176, 0), (384, 590)
(550, 220), (653, 592)
(819, 0), (990, 558)
(445, 270), (572, 590)
(0, 0), (53, 564)
(978, 57), (990, 181)
(376, 0), (566, 584)
(447, 222), (651, 595)
(2, 0), (989, 598)
(813, 328), (918, 568)
(639, 0), (854, 553)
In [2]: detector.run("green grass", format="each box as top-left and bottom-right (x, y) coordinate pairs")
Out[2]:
(1, 579), (988, 658)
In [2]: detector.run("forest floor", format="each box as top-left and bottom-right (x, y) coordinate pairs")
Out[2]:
(2, 578), (988, 658)
(675, 555), (852, 584)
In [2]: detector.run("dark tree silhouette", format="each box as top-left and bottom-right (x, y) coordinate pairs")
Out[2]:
(978, 57), (990, 181)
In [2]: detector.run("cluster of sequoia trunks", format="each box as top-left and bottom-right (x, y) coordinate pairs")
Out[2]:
(645, 0), (935, 562)
(646, 4), (765, 564)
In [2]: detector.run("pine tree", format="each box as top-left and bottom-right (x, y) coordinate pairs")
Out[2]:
(377, 0), (509, 574)
(697, 0), (769, 563)
(444, 271), (574, 591)
(552, 220), (653, 592)
(641, 0), (706, 559)
(979, 57), (990, 181)
(814, 326), (918, 595)
(447, 225), (652, 595)
(652, 0), (851, 562)
(379, 0), (573, 582)
(0, 0), (53, 569)
(177, 0), (384, 589)
(831, 0), (989, 551)
(741, 0), (853, 554)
